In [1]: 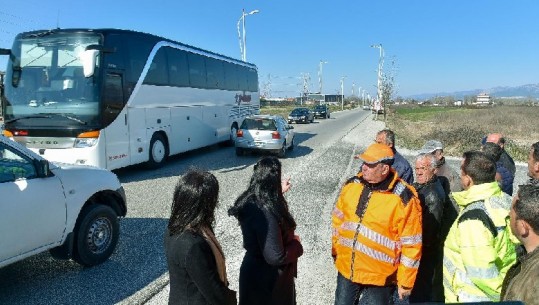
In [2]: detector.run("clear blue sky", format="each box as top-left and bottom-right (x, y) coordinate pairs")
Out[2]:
(1, 0), (538, 98)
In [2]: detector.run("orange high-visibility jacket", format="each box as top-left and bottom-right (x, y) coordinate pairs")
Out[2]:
(332, 171), (422, 288)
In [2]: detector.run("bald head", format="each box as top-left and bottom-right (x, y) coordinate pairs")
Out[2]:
(487, 133), (505, 149)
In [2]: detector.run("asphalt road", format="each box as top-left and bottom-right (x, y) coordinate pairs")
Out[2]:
(0, 109), (529, 305)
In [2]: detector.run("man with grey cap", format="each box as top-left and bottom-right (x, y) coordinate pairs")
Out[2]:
(419, 140), (462, 193)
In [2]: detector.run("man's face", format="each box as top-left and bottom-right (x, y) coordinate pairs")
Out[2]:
(415, 158), (436, 185)
(509, 195), (522, 242)
(528, 147), (538, 179)
(375, 133), (389, 147)
(361, 162), (389, 184)
(460, 159), (472, 190)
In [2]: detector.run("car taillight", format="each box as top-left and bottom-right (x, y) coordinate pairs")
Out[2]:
(272, 132), (280, 139)
(237, 130), (244, 137)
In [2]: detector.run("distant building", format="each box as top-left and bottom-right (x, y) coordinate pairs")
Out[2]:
(474, 93), (491, 106)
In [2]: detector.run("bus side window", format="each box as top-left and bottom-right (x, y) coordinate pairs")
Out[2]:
(102, 73), (124, 125)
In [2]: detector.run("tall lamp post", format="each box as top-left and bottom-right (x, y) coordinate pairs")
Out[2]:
(237, 9), (259, 61)
(340, 76), (346, 111)
(318, 60), (328, 95)
(370, 44), (384, 112)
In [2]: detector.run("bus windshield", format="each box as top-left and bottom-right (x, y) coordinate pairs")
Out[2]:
(3, 32), (101, 127)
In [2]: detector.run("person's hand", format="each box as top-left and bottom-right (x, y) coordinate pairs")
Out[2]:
(282, 177), (291, 193)
(397, 286), (412, 300)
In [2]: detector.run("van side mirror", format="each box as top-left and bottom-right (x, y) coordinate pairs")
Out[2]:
(34, 158), (51, 178)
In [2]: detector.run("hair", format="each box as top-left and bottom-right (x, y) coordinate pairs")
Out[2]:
(377, 129), (395, 146)
(168, 168), (219, 236)
(228, 156), (296, 231)
(532, 142), (539, 163)
(415, 153), (437, 170)
(482, 142), (503, 162)
(461, 150), (496, 184)
(515, 185), (539, 234)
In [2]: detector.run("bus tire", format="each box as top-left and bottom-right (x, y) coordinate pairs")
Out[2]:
(146, 133), (168, 169)
(228, 123), (239, 146)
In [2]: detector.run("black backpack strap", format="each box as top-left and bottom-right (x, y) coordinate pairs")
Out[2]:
(458, 200), (497, 237)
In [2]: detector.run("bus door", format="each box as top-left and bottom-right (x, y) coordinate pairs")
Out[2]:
(102, 72), (130, 169)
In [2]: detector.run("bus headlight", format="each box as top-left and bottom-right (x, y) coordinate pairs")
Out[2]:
(74, 137), (98, 148)
(74, 130), (100, 148)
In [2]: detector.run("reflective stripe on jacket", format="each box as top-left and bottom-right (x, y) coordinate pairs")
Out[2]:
(331, 170), (422, 288)
(443, 182), (517, 303)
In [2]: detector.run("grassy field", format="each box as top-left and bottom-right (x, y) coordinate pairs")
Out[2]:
(385, 105), (539, 162)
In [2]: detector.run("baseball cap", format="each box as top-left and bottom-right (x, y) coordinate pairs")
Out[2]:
(355, 143), (394, 164)
(419, 140), (443, 154)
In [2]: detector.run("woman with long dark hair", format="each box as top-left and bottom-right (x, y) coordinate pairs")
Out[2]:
(165, 169), (236, 305)
(228, 156), (303, 305)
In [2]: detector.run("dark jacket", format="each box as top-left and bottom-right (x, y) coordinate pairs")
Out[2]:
(410, 176), (448, 303)
(501, 246), (539, 304)
(393, 150), (414, 184)
(164, 229), (236, 305)
(499, 150), (516, 176)
(237, 199), (303, 305)
(496, 161), (514, 196)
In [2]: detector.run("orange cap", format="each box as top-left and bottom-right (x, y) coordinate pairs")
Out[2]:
(355, 143), (394, 164)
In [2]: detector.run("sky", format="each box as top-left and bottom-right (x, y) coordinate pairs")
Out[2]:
(1, 0), (538, 98)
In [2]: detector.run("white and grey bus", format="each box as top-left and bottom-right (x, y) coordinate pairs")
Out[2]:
(0, 28), (259, 169)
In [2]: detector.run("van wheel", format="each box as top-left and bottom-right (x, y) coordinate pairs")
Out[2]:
(72, 204), (119, 267)
(146, 133), (168, 169)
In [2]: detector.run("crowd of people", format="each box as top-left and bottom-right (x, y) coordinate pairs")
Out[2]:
(162, 127), (539, 305)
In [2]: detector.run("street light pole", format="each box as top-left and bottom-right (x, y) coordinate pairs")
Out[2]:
(237, 9), (259, 61)
(318, 60), (328, 94)
(340, 76), (346, 111)
(370, 44), (384, 112)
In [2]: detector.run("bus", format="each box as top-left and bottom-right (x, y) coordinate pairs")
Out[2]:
(0, 28), (259, 170)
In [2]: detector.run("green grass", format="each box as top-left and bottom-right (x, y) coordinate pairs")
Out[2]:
(386, 105), (539, 162)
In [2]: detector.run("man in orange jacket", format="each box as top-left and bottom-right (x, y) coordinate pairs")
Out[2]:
(332, 143), (422, 305)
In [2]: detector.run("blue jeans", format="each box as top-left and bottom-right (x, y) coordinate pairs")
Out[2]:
(334, 273), (409, 305)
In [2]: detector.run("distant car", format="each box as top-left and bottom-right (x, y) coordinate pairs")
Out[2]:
(313, 105), (330, 119)
(0, 135), (127, 269)
(287, 107), (314, 124)
(235, 115), (295, 157)
(362, 105), (370, 110)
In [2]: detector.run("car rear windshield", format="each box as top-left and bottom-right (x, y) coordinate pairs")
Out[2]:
(241, 118), (277, 131)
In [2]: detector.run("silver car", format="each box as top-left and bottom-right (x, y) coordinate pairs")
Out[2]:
(235, 115), (295, 157)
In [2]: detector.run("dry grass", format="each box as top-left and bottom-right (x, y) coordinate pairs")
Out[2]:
(386, 105), (539, 162)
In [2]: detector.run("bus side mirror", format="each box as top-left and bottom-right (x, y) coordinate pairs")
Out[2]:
(0, 48), (10, 55)
(81, 49), (99, 77)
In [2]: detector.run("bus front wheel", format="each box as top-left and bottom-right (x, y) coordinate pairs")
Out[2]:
(146, 133), (168, 169)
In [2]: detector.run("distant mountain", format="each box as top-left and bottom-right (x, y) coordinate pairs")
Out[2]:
(408, 83), (539, 100)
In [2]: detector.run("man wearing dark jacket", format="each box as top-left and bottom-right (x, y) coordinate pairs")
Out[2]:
(485, 133), (516, 176)
(501, 185), (539, 304)
(375, 129), (414, 184)
(410, 153), (453, 303)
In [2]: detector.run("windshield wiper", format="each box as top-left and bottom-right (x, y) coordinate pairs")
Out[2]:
(5, 113), (87, 125)
(5, 115), (51, 124)
(50, 113), (87, 125)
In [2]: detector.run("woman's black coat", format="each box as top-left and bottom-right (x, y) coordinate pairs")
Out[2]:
(164, 229), (236, 305)
(236, 200), (303, 305)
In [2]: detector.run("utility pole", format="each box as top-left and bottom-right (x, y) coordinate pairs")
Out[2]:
(318, 60), (328, 94)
